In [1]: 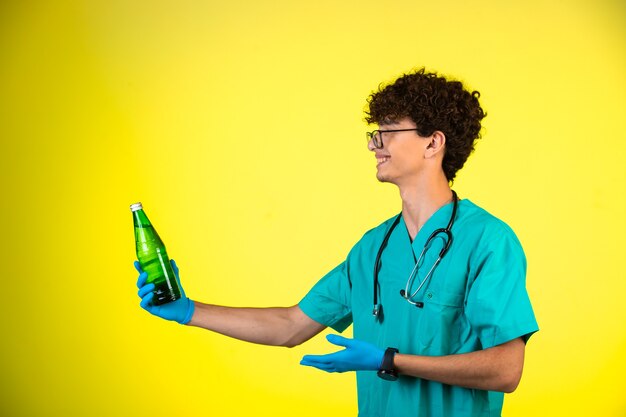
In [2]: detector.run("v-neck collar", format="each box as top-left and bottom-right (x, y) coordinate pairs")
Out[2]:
(399, 199), (459, 262)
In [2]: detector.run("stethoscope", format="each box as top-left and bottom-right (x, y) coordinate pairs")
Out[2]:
(372, 190), (458, 321)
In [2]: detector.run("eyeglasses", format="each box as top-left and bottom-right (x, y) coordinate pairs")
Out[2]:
(366, 128), (420, 149)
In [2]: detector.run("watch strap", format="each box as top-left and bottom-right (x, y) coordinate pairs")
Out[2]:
(377, 347), (399, 381)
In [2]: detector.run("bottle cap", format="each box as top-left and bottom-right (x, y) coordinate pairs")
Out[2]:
(130, 202), (143, 212)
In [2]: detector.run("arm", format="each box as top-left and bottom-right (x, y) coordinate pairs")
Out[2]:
(301, 336), (526, 393)
(135, 260), (326, 347)
(188, 303), (327, 348)
(394, 337), (526, 393)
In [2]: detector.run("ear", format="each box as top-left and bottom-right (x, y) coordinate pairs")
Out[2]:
(424, 131), (446, 159)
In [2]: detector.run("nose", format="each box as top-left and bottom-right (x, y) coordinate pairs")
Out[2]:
(367, 137), (378, 152)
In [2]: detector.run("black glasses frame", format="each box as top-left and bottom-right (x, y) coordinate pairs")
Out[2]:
(366, 128), (420, 149)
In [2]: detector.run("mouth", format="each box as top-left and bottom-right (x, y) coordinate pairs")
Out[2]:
(376, 156), (390, 167)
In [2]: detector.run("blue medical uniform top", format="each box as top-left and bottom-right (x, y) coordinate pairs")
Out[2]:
(299, 199), (539, 417)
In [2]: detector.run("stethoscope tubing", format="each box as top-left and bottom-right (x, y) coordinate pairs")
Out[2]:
(373, 191), (458, 318)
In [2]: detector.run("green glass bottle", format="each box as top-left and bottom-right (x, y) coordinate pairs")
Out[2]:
(131, 202), (181, 305)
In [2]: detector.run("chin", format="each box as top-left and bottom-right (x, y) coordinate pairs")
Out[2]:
(376, 172), (393, 184)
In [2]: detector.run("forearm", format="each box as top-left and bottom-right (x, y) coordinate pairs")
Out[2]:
(393, 338), (525, 393)
(187, 302), (324, 347)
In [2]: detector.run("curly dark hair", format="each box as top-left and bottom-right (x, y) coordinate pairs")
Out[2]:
(365, 68), (486, 183)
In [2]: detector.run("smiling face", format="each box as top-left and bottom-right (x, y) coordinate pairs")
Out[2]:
(368, 118), (445, 187)
(365, 68), (486, 183)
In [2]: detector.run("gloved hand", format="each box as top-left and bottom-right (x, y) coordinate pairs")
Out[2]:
(300, 334), (384, 373)
(135, 259), (195, 324)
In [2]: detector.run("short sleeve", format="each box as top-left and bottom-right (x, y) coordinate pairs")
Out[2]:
(465, 223), (539, 349)
(299, 260), (353, 333)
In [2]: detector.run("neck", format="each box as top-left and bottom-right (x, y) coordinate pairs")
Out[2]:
(399, 174), (453, 241)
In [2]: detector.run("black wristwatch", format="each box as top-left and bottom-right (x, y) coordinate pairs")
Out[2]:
(377, 347), (399, 381)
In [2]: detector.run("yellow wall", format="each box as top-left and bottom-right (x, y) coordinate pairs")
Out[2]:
(1, 1), (625, 416)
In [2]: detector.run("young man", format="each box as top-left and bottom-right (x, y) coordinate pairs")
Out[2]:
(135, 68), (538, 417)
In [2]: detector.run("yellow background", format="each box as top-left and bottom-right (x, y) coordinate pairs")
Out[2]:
(1, 0), (625, 416)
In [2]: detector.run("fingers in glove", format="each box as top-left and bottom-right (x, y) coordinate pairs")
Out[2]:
(138, 283), (155, 298)
(134, 261), (143, 273)
(170, 259), (178, 275)
(300, 352), (341, 365)
(140, 291), (154, 310)
(300, 358), (337, 373)
(136, 272), (148, 288)
(326, 334), (354, 348)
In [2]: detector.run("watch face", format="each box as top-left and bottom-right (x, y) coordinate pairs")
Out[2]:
(377, 369), (398, 381)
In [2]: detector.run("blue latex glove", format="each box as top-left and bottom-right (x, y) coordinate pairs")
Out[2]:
(300, 334), (385, 373)
(135, 259), (195, 324)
